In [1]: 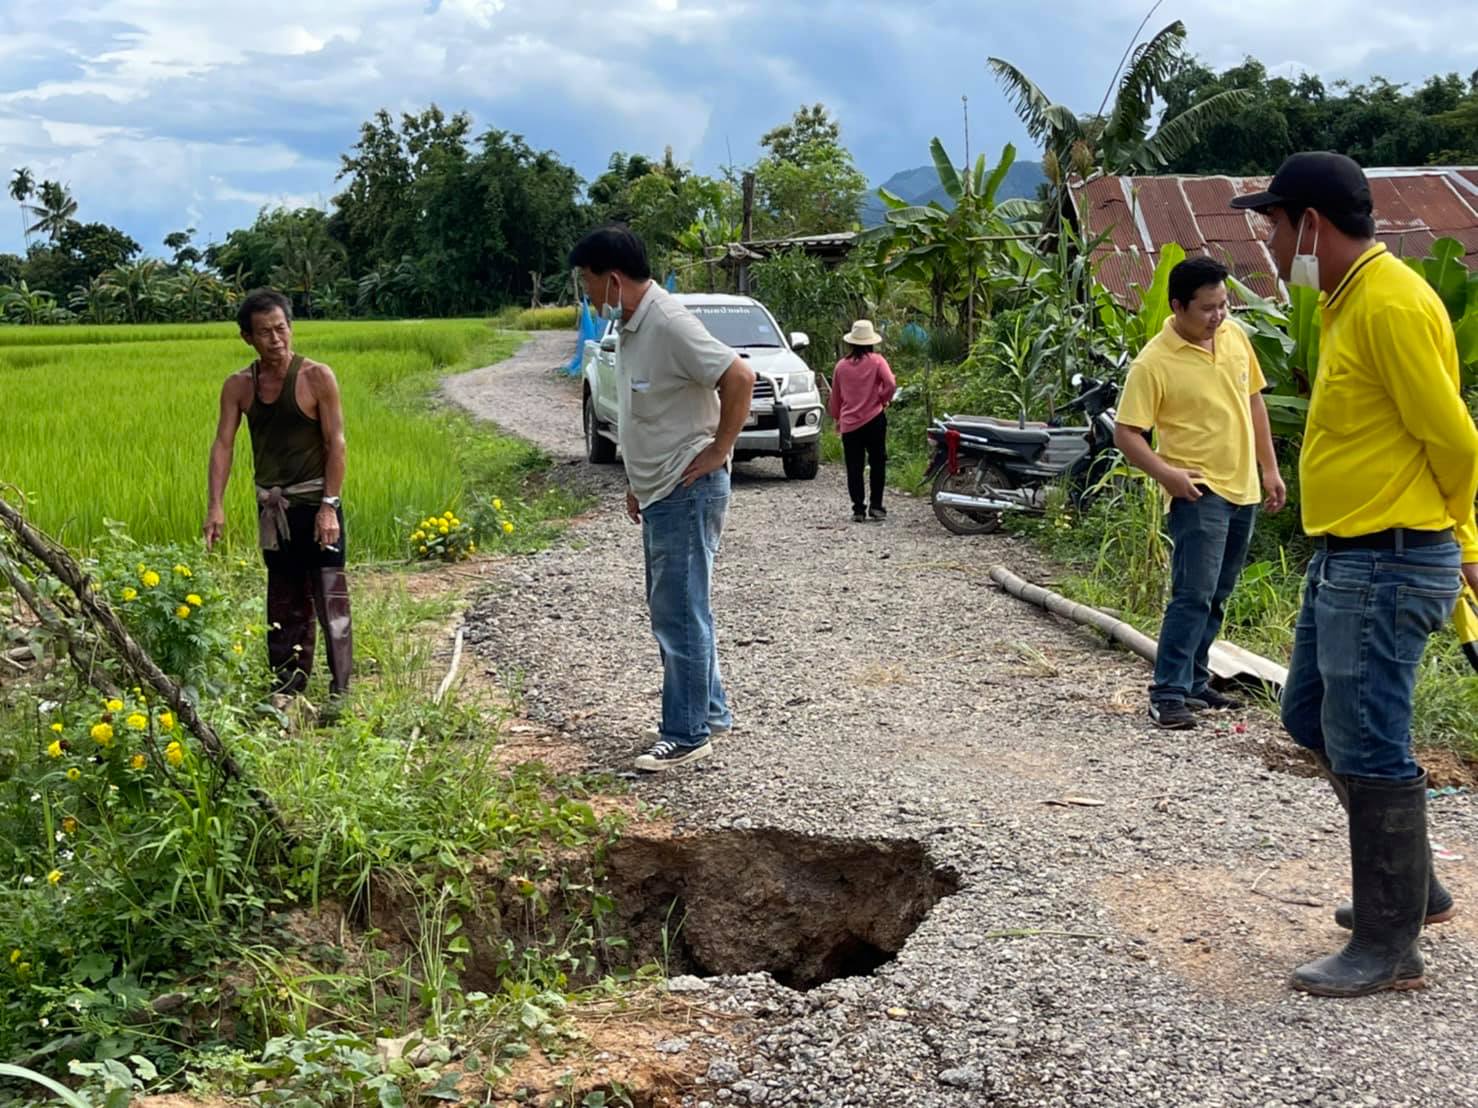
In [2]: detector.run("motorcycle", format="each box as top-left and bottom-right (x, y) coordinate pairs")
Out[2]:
(924, 371), (1125, 536)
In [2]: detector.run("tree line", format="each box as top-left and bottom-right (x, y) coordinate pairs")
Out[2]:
(1, 102), (867, 325)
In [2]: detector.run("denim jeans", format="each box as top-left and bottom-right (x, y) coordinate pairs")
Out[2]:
(1280, 542), (1462, 781)
(641, 468), (732, 748)
(1151, 491), (1257, 704)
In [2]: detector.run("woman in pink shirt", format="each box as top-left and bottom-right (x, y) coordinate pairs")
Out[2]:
(827, 320), (897, 522)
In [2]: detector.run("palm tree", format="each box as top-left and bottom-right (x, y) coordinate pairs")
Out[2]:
(988, 21), (1252, 182)
(25, 180), (79, 241)
(270, 220), (346, 318)
(8, 167), (35, 249)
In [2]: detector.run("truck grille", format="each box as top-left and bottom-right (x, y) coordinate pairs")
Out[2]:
(751, 378), (775, 401)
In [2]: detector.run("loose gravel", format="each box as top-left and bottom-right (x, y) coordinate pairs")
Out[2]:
(448, 334), (1478, 1108)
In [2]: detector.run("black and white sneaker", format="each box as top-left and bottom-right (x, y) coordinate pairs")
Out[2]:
(1188, 687), (1242, 711)
(852, 510), (867, 523)
(633, 739), (712, 772)
(1148, 701), (1197, 730)
(869, 506), (887, 520)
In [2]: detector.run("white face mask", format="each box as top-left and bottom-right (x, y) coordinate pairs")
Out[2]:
(599, 274), (623, 325)
(1289, 215), (1320, 291)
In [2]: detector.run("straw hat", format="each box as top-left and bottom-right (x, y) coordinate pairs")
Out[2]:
(843, 319), (882, 346)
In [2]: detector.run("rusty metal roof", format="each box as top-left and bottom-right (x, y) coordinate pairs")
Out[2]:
(1071, 167), (1478, 306)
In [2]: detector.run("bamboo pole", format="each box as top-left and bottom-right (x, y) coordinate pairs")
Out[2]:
(0, 494), (293, 842)
(988, 564), (1160, 662)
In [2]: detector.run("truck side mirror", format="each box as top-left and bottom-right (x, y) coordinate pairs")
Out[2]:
(790, 332), (810, 351)
(599, 337), (617, 352)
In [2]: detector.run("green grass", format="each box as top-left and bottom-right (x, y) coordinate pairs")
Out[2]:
(0, 320), (529, 559)
(1015, 485), (1478, 761)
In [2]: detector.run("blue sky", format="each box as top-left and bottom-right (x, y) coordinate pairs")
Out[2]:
(2, 0), (1475, 258)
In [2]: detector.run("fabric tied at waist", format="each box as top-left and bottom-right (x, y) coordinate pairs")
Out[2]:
(256, 478), (326, 550)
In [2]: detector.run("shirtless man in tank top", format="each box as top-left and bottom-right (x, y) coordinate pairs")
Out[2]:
(203, 287), (353, 702)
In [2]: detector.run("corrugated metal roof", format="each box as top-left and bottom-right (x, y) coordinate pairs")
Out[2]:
(1072, 167), (1478, 306)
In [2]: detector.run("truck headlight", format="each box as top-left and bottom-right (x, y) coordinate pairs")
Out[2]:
(777, 371), (815, 397)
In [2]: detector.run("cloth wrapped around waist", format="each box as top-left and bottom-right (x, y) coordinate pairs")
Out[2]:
(255, 478), (326, 550)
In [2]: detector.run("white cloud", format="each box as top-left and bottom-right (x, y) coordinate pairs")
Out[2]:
(3, 0), (1476, 257)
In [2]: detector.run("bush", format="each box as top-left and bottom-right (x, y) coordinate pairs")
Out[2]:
(492, 306), (577, 331)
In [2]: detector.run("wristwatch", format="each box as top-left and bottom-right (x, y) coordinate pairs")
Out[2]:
(320, 496), (341, 508)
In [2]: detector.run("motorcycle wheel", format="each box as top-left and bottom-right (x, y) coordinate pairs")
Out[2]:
(932, 462), (1010, 536)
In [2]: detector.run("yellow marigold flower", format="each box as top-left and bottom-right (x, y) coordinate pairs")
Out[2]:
(125, 712), (147, 731)
(62, 817), (78, 834)
(468, 542), (477, 554)
(47, 869), (62, 886)
(493, 498), (503, 511)
(502, 521), (515, 535)
(121, 587), (138, 602)
(66, 767), (81, 782)
(233, 642), (244, 654)
(130, 754), (146, 770)
(438, 523), (449, 534)
(165, 741), (184, 767)
(412, 530), (425, 541)
(186, 594), (203, 607)
(141, 570), (161, 588)
(8, 949), (18, 964)
(50, 722), (63, 733)
(176, 605), (192, 619)
(443, 510), (453, 519)
(159, 711), (176, 732)
(106, 698), (123, 713)
(46, 740), (62, 758)
(174, 564), (192, 577)
(91, 722), (114, 745)
(419, 545), (428, 554)
(450, 517), (461, 528)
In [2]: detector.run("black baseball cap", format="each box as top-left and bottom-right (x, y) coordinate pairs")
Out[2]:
(1229, 151), (1372, 217)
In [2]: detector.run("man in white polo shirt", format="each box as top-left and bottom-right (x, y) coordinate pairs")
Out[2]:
(570, 226), (756, 771)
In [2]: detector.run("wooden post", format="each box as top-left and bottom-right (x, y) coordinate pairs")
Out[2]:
(739, 172), (755, 294)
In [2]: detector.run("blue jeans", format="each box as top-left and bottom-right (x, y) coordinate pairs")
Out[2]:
(1280, 542), (1462, 781)
(641, 468), (732, 749)
(1151, 491), (1257, 704)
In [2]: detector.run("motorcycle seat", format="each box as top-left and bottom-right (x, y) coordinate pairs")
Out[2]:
(953, 415), (1051, 429)
(968, 423), (1050, 446)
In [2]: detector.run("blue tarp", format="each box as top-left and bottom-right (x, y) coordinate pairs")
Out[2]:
(567, 298), (602, 375)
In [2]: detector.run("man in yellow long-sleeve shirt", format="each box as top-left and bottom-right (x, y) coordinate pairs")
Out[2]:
(1232, 153), (1478, 998)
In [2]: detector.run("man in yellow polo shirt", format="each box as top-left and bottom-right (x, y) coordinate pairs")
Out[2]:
(1114, 256), (1286, 731)
(1231, 152), (1478, 998)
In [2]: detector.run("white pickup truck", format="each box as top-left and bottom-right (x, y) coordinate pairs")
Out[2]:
(580, 293), (824, 479)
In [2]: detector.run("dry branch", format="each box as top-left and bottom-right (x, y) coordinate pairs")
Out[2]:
(0, 493), (292, 842)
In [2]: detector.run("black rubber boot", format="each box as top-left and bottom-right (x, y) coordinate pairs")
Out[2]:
(1312, 752), (1455, 931)
(1290, 772), (1430, 997)
(266, 567), (316, 695)
(313, 567), (354, 697)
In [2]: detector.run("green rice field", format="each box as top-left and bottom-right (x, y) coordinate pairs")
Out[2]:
(0, 320), (525, 559)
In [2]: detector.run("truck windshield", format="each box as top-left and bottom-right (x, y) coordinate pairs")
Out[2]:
(687, 304), (784, 348)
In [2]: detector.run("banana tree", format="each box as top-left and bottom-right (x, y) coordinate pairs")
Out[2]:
(0, 280), (59, 324)
(862, 139), (1042, 341)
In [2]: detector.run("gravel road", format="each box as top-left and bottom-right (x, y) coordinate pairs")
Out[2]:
(447, 333), (1478, 1108)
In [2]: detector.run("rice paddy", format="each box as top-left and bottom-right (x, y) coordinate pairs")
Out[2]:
(0, 320), (526, 559)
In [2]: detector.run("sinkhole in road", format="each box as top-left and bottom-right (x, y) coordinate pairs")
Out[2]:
(598, 828), (960, 991)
